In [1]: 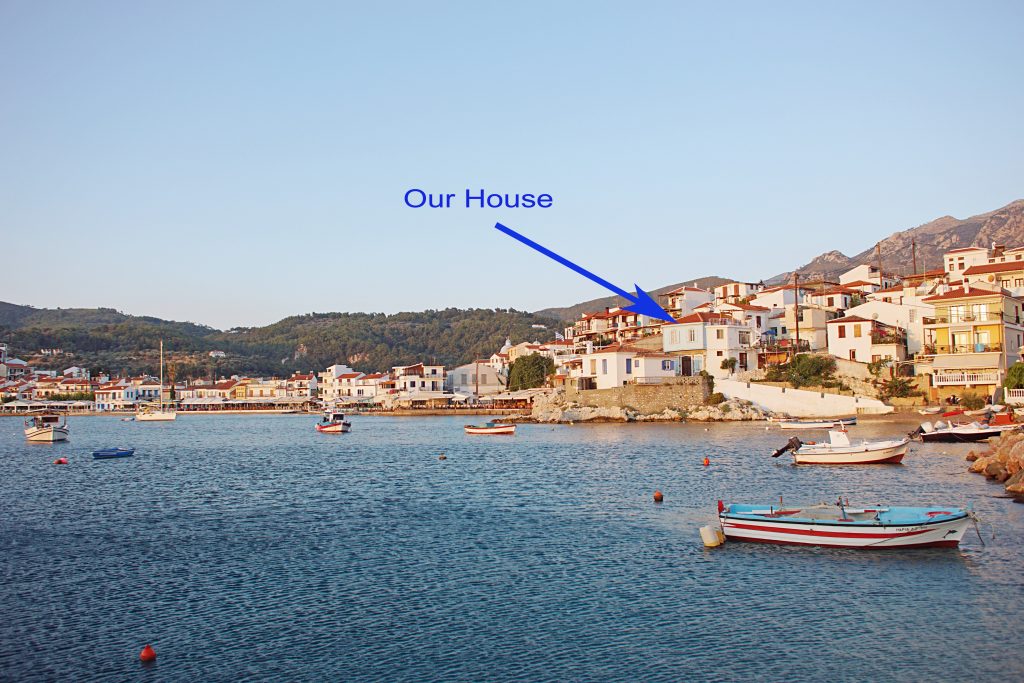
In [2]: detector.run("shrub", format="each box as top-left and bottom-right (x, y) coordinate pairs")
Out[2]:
(720, 358), (737, 373)
(1004, 363), (1024, 390)
(959, 392), (986, 410)
(878, 376), (914, 400)
(705, 392), (726, 405)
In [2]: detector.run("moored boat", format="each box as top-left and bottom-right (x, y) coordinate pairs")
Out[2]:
(464, 422), (516, 435)
(316, 411), (351, 433)
(915, 420), (1020, 443)
(135, 340), (177, 422)
(24, 412), (69, 442)
(777, 416), (857, 430)
(772, 428), (909, 465)
(93, 447), (136, 459)
(717, 500), (971, 548)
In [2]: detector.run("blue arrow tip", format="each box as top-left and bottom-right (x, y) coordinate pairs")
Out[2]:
(624, 285), (676, 324)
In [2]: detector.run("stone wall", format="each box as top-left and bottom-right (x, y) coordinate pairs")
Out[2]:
(717, 378), (893, 416)
(564, 376), (711, 413)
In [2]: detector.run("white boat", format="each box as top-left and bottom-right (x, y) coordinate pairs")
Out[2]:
(464, 422), (516, 435)
(718, 501), (971, 548)
(316, 411), (351, 433)
(772, 428), (909, 465)
(777, 416), (857, 430)
(24, 412), (69, 442)
(136, 339), (176, 422)
(917, 406), (942, 415)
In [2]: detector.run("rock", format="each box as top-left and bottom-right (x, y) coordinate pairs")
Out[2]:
(966, 451), (979, 462)
(983, 461), (1007, 480)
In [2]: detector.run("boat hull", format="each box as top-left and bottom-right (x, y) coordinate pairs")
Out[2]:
(793, 439), (909, 465)
(920, 426), (1019, 443)
(778, 417), (857, 430)
(93, 448), (136, 459)
(464, 425), (516, 435)
(24, 426), (69, 442)
(316, 422), (351, 433)
(135, 411), (177, 422)
(719, 513), (970, 548)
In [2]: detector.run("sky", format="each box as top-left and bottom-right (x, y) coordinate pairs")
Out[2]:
(2, 1), (1023, 329)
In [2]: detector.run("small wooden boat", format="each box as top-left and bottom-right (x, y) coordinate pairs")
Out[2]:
(777, 416), (857, 430)
(771, 429), (909, 465)
(917, 406), (942, 415)
(915, 420), (1020, 443)
(717, 500), (971, 548)
(316, 411), (351, 433)
(93, 447), (136, 459)
(464, 422), (516, 435)
(24, 412), (69, 442)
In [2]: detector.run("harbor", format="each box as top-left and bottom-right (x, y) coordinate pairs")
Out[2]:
(2, 414), (1021, 681)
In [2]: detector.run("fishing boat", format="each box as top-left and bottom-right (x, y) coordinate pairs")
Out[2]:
(464, 422), (516, 435)
(136, 340), (177, 422)
(771, 428), (909, 465)
(316, 411), (351, 433)
(914, 420), (1020, 443)
(777, 416), (857, 430)
(92, 447), (136, 459)
(717, 500), (972, 548)
(24, 412), (69, 442)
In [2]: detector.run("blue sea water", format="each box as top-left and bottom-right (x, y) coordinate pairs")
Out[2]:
(1, 414), (1022, 682)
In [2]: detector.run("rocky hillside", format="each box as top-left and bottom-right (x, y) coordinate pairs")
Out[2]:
(769, 199), (1024, 283)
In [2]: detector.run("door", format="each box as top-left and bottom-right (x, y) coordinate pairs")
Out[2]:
(681, 356), (692, 376)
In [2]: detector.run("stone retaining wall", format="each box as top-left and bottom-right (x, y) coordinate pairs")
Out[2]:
(564, 376), (711, 413)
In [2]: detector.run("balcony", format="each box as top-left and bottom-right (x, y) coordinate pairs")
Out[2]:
(922, 343), (1003, 355)
(933, 372), (1001, 386)
(871, 332), (906, 345)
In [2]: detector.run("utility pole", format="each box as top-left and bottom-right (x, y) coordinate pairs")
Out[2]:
(876, 243), (883, 285)
(793, 272), (801, 361)
(911, 239), (918, 277)
(474, 359), (480, 397)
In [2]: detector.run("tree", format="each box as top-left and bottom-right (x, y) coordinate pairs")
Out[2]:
(1005, 363), (1024, 390)
(720, 357), (737, 373)
(507, 354), (555, 391)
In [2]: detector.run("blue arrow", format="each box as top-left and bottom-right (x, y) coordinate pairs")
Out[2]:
(494, 222), (676, 324)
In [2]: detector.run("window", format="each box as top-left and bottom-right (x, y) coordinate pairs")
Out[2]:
(950, 305), (966, 322)
(853, 324), (862, 338)
(827, 297), (834, 307)
(670, 330), (679, 344)
(849, 349), (856, 361)
(716, 329), (724, 340)
(590, 360), (596, 375)
(970, 303), (987, 320)
(756, 316), (762, 326)
(1016, 279), (1024, 287)
(738, 331), (750, 345)
(909, 309), (916, 322)
(688, 328), (696, 342)
(716, 350), (723, 356)
(625, 358), (632, 374)
(838, 325), (846, 338)
(601, 359), (608, 374)
(661, 360), (673, 371)
(481, 375), (487, 384)
(460, 373), (468, 384)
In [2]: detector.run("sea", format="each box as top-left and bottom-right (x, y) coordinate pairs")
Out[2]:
(1, 414), (1022, 682)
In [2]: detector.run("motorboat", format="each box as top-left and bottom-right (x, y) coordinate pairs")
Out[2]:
(771, 428), (909, 464)
(316, 411), (351, 433)
(914, 420), (1020, 443)
(93, 447), (136, 459)
(776, 416), (857, 430)
(917, 406), (942, 415)
(24, 412), (69, 442)
(464, 422), (516, 435)
(717, 500), (971, 548)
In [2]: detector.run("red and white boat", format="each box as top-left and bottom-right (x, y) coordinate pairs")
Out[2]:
(464, 422), (516, 435)
(771, 428), (909, 465)
(24, 412), (69, 442)
(315, 411), (351, 433)
(718, 501), (971, 548)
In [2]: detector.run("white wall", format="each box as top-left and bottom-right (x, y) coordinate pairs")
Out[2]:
(717, 378), (893, 416)
(826, 321), (872, 362)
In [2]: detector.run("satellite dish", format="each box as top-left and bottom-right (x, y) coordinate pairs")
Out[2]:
(872, 313), (879, 320)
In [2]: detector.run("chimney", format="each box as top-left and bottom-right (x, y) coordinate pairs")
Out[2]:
(964, 280), (970, 293)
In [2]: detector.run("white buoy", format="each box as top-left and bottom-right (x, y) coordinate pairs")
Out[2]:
(700, 525), (724, 547)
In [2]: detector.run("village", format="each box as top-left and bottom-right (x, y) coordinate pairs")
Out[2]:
(5, 242), (1024, 418)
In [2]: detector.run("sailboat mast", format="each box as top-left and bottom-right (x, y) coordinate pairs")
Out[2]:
(159, 339), (164, 409)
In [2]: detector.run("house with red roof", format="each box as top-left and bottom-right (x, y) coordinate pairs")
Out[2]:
(826, 315), (907, 365)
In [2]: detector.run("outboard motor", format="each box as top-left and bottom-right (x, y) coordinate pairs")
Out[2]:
(772, 436), (803, 458)
(920, 421), (936, 433)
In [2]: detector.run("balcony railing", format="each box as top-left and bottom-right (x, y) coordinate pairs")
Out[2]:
(871, 333), (906, 345)
(933, 372), (1001, 386)
(927, 314), (1022, 325)
(922, 343), (1002, 355)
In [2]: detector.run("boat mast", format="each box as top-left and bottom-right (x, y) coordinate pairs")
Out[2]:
(159, 339), (164, 410)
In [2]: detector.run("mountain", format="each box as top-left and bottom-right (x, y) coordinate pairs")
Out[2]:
(768, 199), (1024, 283)
(534, 276), (731, 322)
(0, 304), (560, 379)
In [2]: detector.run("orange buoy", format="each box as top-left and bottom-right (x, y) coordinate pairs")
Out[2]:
(703, 457), (710, 467)
(139, 644), (156, 663)
(653, 490), (664, 503)
(53, 457), (68, 465)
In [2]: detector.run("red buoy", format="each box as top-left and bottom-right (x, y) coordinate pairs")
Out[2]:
(53, 457), (68, 465)
(703, 457), (710, 467)
(653, 490), (664, 503)
(139, 644), (156, 663)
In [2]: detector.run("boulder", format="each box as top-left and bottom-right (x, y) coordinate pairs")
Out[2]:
(983, 461), (1008, 480)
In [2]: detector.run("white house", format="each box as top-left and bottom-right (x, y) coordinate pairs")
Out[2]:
(661, 286), (715, 318)
(393, 363), (445, 394)
(943, 246), (991, 276)
(574, 343), (680, 390)
(705, 320), (762, 378)
(826, 315), (907, 364)
(715, 281), (764, 304)
(847, 297), (934, 355)
(663, 312), (735, 376)
(445, 362), (507, 396)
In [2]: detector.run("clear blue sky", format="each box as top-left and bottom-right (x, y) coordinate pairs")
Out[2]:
(2, 1), (1022, 328)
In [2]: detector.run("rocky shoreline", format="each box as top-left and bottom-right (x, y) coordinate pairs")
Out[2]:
(966, 432), (1024, 502)
(525, 389), (770, 423)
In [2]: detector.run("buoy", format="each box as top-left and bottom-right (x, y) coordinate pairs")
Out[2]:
(700, 525), (724, 547)
(139, 644), (156, 663)
(653, 490), (664, 503)
(438, 455), (447, 460)
(53, 457), (68, 465)
(703, 456), (710, 467)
